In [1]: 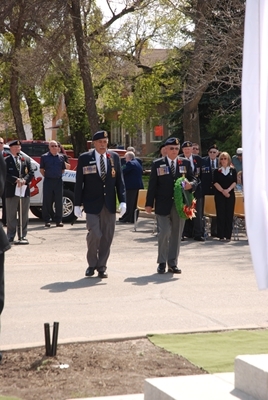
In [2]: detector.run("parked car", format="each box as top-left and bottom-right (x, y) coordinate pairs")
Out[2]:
(8, 140), (78, 170)
(11, 140), (127, 170)
(2, 145), (76, 223)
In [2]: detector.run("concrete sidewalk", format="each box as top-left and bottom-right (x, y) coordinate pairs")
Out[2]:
(1, 214), (267, 351)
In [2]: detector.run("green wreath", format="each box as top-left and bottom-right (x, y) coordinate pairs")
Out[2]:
(174, 177), (196, 219)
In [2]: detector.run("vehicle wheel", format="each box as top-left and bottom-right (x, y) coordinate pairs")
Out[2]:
(30, 206), (43, 220)
(61, 189), (76, 223)
(30, 189), (77, 223)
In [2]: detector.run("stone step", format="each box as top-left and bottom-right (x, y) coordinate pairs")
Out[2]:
(144, 373), (256, 400)
(235, 354), (268, 400)
(67, 394), (143, 400)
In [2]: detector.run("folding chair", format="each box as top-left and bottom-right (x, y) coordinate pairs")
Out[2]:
(134, 189), (155, 233)
(233, 193), (245, 240)
(203, 195), (217, 239)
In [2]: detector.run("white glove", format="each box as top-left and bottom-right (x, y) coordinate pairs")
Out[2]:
(119, 202), (127, 217)
(74, 206), (83, 218)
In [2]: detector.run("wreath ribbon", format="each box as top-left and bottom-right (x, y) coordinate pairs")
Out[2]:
(174, 177), (197, 219)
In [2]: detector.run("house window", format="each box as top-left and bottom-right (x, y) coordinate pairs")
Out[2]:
(150, 118), (164, 142)
(110, 121), (121, 145)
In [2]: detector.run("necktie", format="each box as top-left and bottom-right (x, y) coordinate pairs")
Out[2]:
(100, 154), (106, 182)
(15, 156), (20, 172)
(171, 160), (175, 177)
(211, 160), (215, 169)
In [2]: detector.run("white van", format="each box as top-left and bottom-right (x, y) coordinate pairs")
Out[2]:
(2, 145), (76, 223)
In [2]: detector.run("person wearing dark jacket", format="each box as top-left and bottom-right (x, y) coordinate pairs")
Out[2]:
(5, 140), (34, 244)
(0, 138), (6, 226)
(213, 151), (237, 241)
(119, 151), (144, 223)
(201, 144), (219, 237)
(74, 131), (126, 279)
(180, 141), (204, 241)
(145, 137), (197, 274)
(0, 151), (11, 362)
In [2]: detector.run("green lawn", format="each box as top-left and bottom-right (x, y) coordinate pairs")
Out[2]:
(149, 329), (268, 373)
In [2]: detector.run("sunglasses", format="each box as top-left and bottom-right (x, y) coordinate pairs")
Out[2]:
(193, 147), (199, 150)
(209, 151), (217, 154)
(169, 147), (179, 150)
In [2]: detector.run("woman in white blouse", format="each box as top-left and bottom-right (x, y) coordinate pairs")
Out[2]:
(213, 152), (237, 242)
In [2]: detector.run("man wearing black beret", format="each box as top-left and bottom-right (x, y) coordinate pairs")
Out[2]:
(5, 140), (34, 244)
(145, 137), (197, 274)
(74, 130), (126, 279)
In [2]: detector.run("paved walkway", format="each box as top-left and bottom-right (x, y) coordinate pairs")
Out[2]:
(1, 214), (267, 351)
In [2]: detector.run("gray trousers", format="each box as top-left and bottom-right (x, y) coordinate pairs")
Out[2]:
(86, 206), (116, 271)
(156, 203), (185, 266)
(6, 196), (30, 240)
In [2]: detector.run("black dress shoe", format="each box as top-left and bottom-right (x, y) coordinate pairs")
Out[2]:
(168, 265), (182, 274)
(98, 271), (108, 278)
(194, 236), (205, 242)
(85, 267), (95, 277)
(56, 222), (64, 227)
(157, 263), (166, 274)
(181, 236), (185, 241)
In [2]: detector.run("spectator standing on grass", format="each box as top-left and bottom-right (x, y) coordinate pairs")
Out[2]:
(5, 140), (34, 244)
(213, 151), (237, 242)
(0, 151), (11, 363)
(74, 130), (126, 279)
(119, 151), (144, 223)
(40, 140), (65, 228)
(145, 137), (197, 275)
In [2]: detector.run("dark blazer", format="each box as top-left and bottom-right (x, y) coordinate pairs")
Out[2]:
(122, 159), (144, 190)
(5, 153), (34, 198)
(146, 156), (197, 216)
(0, 152), (10, 255)
(201, 156), (219, 196)
(74, 149), (126, 214)
(179, 154), (203, 198)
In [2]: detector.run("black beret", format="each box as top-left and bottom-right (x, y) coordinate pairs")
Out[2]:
(208, 144), (218, 151)
(93, 130), (108, 141)
(181, 141), (193, 148)
(9, 140), (21, 147)
(165, 137), (180, 146)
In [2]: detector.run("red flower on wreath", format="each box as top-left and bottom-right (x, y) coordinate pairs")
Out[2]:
(183, 199), (197, 219)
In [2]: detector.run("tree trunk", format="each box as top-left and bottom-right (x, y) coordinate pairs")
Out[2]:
(9, 64), (26, 140)
(24, 87), (45, 140)
(182, 101), (200, 144)
(182, 0), (209, 145)
(69, 0), (99, 138)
